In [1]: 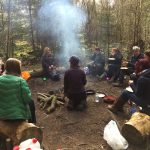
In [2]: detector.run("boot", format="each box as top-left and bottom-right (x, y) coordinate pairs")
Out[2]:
(67, 99), (74, 111)
(112, 82), (124, 87)
(107, 96), (127, 114)
(76, 100), (87, 111)
(107, 76), (115, 83)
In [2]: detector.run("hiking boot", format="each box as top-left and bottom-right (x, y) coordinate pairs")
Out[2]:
(107, 105), (124, 114)
(76, 101), (87, 111)
(112, 82), (123, 87)
(107, 77), (115, 83)
(107, 96), (127, 114)
(107, 105), (118, 113)
(97, 73), (106, 80)
(67, 100), (74, 111)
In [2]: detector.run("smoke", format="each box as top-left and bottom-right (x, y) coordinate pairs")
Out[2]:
(38, 0), (87, 62)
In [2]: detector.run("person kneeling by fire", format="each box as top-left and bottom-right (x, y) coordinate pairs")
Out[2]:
(108, 68), (150, 115)
(64, 56), (87, 111)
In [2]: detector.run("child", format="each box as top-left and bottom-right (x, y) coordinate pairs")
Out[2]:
(64, 56), (87, 111)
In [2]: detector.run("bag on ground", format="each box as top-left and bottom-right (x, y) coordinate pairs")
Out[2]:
(103, 120), (128, 150)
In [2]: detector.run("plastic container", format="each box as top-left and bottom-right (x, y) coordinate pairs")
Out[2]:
(95, 94), (100, 102)
(83, 67), (89, 75)
(95, 93), (105, 103)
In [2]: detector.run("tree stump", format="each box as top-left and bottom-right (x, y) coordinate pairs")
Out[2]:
(122, 112), (150, 145)
(0, 120), (43, 146)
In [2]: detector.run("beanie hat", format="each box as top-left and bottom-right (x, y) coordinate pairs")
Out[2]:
(69, 56), (79, 66)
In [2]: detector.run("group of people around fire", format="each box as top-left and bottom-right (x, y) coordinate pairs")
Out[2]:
(87, 46), (150, 114)
(0, 45), (150, 126)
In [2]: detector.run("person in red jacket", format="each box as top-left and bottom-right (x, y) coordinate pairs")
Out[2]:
(64, 56), (87, 111)
(135, 50), (150, 76)
(130, 50), (150, 84)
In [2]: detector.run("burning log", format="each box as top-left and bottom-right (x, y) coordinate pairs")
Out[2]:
(122, 112), (150, 145)
(30, 69), (44, 78)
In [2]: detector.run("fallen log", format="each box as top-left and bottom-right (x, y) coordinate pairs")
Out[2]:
(42, 95), (54, 110)
(46, 96), (57, 114)
(37, 93), (51, 98)
(122, 112), (150, 145)
(30, 69), (44, 78)
(0, 120), (43, 146)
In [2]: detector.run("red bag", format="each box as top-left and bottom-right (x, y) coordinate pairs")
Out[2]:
(103, 95), (116, 104)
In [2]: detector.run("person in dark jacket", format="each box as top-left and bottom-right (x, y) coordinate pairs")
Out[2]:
(113, 46), (143, 87)
(41, 47), (60, 81)
(108, 68), (150, 115)
(64, 56), (87, 111)
(106, 48), (123, 81)
(88, 48), (105, 76)
(135, 50), (150, 76)
(130, 50), (150, 84)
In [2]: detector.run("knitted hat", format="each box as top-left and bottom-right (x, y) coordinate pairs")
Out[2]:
(69, 56), (79, 66)
(132, 46), (140, 51)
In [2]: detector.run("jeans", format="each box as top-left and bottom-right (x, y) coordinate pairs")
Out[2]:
(88, 63), (104, 76)
(28, 100), (36, 123)
(43, 68), (60, 81)
(121, 90), (143, 107)
(107, 64), (120, 80)
(119, 68), (134, 83)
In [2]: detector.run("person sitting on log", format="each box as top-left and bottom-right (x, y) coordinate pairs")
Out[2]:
(0, 58), (36, 123)
(108, 68), (150, 115)
(41, 47), (60, 81)
(87, 47), (105, 76)
(0, 59), (4, 75)
(64, 56), (87, 111)
(100, 48), (123, 82)
(113, 46), (143, 87)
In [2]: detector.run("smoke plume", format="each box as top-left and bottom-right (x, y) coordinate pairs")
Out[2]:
(38, 0), (87, 63)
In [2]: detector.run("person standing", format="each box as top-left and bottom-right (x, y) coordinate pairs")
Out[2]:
(64, 56), (87, 111)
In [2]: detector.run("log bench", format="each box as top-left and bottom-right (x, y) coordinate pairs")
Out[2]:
(122, 112), (150, 145)
(0, 120), (43, 149)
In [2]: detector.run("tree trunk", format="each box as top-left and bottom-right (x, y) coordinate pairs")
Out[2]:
(28, 0), (36, 51)
(6, 0), (11, 59)
(122, 112), (150, 145)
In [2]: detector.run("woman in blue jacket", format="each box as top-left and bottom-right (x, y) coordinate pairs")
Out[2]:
(108, 68), (150, 115)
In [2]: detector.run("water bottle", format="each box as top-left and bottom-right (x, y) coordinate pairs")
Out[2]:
(95, 93), (99, 102)
(84, 67), (89, 75)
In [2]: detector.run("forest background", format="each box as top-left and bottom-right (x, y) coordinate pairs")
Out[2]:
(0, 0), (149, 62)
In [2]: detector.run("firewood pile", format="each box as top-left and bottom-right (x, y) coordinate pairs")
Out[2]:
(37, 88), (65, 114)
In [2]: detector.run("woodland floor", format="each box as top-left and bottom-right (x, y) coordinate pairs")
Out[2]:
(27, 68), (149, 150)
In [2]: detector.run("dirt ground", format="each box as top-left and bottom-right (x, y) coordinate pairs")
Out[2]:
(28, 74), (149, 150)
